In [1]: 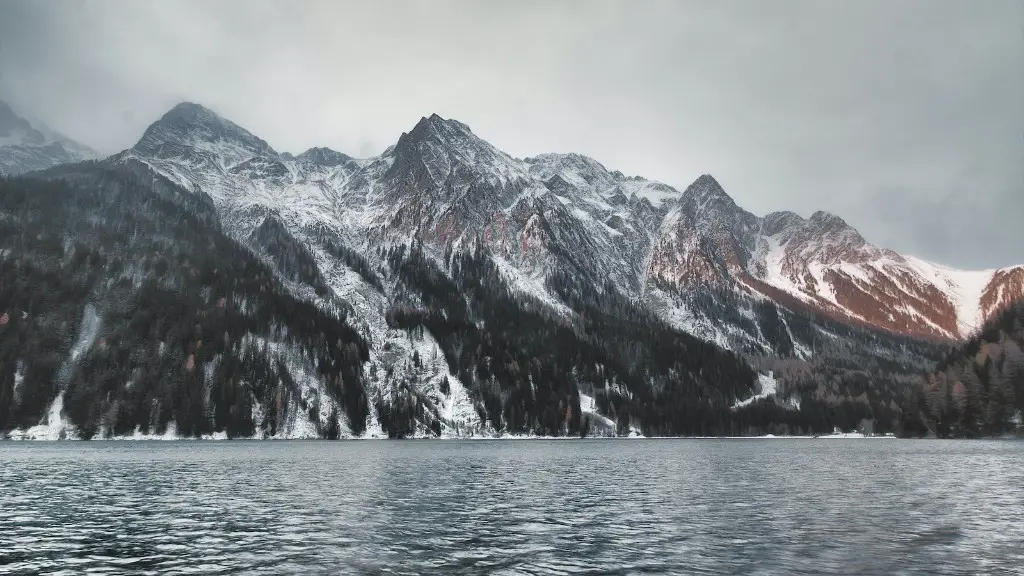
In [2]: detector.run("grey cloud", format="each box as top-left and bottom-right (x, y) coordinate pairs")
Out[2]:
(0, 0), (1020, 267)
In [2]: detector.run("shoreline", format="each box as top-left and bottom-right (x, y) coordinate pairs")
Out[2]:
(1, 432), (911, 442)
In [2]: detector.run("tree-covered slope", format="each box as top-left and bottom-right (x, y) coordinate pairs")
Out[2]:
(0, 164), (369, 439)
(905, 301), (1024, 437)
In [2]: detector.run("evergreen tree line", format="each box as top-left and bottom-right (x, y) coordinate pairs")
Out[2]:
(248, 214), (329, 297)
(0, 165), (369, 438)
(904, 302), (1024, 437)
(380, 239), (830, 437)
(663, 274), (959, 435)
(311, 225), (386, 292)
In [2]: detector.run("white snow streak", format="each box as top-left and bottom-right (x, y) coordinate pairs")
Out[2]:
(733, 372), (778, 408)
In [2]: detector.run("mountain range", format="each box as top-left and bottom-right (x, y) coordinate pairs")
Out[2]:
(117, 103), (1023, 340)
(1, 100), (1021, 439)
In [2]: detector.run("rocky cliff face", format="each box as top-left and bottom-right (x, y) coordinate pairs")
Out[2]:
(982, 268), (1024, 328)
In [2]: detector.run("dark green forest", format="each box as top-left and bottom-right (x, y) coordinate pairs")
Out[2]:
(0, 164), (368, 438)
(904, 302), (1024, 437)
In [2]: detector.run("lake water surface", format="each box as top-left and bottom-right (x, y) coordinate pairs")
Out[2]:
(1, 439), (1023, 575)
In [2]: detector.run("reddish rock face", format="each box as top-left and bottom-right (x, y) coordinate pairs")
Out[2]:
(648, 175), (1022, 341)
(982, 267), (1024, 325)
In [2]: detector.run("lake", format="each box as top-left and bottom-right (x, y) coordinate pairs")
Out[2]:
(1, 439), (1022, 575)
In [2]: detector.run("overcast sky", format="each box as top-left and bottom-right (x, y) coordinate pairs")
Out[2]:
(0, 0), (1020, 268)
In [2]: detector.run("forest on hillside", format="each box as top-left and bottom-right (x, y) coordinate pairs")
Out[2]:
(385, 238), (761, 434)
(0, 166), (369, 438)
(904, 302), (1024, 437)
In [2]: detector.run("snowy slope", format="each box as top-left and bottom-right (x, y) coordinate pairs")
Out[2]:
(649, 177), (1021, 340)
(902, 256), (999, 335)
(119, 102), (1023, 345)
(0, 100), (96, 176)
(11, 99), (1019, 347)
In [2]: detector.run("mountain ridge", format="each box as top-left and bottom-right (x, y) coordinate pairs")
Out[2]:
(122, 101), (1022, 341)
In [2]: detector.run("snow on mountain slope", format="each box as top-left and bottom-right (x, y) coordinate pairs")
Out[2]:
(134, 102), (276, 167)
(119, 102), (1022, 352)
(647, 175), (1021, 340)
(902, 256), (1000, 335)
(733, 372), (779, 408)
(742, 212), (963, 338)
(0, 99), (96, 176)
(747, 228), (1021, 339)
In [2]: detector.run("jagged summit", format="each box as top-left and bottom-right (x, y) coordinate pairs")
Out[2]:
(162, 101), (224, 124)
(675, 174), (754, 241)
(385, 111), (526, 189)
(390, 114), (469, 159)
(762, 210), (803, 234)
(525, 153), (613, 180)
(809, 210), (848, 226)
(525, 153), (616, 189)
(680, 174), (735, 208)
(528, 152), (609, 171)
(296, 146), (355, 167)
(133, 101), (277, 163)
(763, 209), (866, 246)
(764, 208), (871, 254)
(423, 113), (473, 133)
(523, 152), (682, 207)
(400, 113), (476, 150)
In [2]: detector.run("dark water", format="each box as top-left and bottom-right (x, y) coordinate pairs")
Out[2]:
(1, 440), (1023, 575)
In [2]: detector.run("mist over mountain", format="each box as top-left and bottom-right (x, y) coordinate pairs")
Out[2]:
(0, 100), (96, 176)
(1, 102), (1021, 439)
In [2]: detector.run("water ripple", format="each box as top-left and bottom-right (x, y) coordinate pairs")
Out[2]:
(1, 439), (1022, 575)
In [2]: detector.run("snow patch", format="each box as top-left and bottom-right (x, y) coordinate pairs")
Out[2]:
(69, 304), (102, 365)
(903, 255), (994, 335)
(816, 428), (867, 439)
(7, 392), (78, 440)
(579, 392), (617, 433)
(733, 372), (778, 408)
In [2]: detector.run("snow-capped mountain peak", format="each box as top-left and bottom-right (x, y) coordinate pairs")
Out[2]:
(767, 209), (880, 264)
(411, 113), (475, 139)
(0, 100), (45, 146)
(524, 153), (622, 199)
(133, 102), (277, 167)
(679, 174), (738, 211)
(387, 113), (521, 182)
(523, 152), (682, 208)
(377, 113), (537, 221)
(0, 99), (96, 176)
